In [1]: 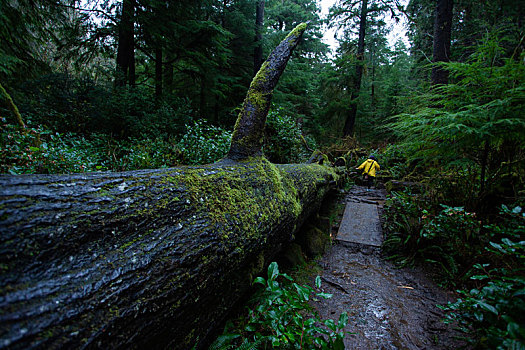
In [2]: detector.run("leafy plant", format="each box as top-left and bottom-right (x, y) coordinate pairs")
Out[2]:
(379, 144), (411, 179)
(264, 108), (313, 164)
(382, 190), (428, 267)
(382, 191), (486, 285)
(210, 262), (348, 349)
(441, 205), (525, 349)
(0, 119), (100, 174)
(177, 120), (232, 165)
(0, 120), (183, 174)
(388, 34), (525, 206)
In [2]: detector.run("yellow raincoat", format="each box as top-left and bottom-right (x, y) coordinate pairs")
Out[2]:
(357, 159), (380, 177)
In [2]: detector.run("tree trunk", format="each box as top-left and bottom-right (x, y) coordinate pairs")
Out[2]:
(479, 139), (490, 197)
(431, 0), (453, 85)
(370, 47), (375, 100)
(342, 0), (368, 137)
(115, 0), (135, 87)
(0, 23), (317, 350)
(0, 161), (341, 350)
(0, 82), (25, 128)
(200, 73), (206, 117)
(155, 46), (163, 102)
(129, 43), (135, 87)
(164, 60), (173, 94)
(254, 0), (265, 76)
(228, 23), (307, 160)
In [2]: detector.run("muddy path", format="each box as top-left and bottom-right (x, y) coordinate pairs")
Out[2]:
(310, 185), (466, 349)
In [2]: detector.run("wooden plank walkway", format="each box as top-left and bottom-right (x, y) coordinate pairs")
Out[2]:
(336, 200), (382, 247)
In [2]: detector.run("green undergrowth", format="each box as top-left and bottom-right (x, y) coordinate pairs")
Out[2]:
(441, 204), (525, 349)
(0, 118), (232, 174)
(1, 109), (313, 174)
(382, 190), (486, 283)
(382, 190), (525, 348)
(209, 262), (348, 350)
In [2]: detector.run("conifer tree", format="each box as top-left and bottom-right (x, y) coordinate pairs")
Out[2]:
(115, 0), (135, 87)
(431, 0), (453, 85)
(329, 0), (402, 136)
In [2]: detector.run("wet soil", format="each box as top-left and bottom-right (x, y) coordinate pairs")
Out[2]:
(310, 185), (467, 349)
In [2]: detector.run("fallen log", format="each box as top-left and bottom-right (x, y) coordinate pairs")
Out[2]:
(0, 23), (343, 349)
(228, 22), (306, 160)
(0, 160), (340, 349)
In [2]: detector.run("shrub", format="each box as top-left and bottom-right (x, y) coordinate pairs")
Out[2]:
(210, 262), (348, 349)
(382, 190), (428, 266)
(18, 74), (107, 134)
(382, 191), (485, 284)
(388, 36), (525, 208)
(115, 137), (180, 170)
(0, 120), (182, 174)
(264, 109), (313, 164)
(379, 144), (411, 180)
(442, 205), (525, 349)
(0, 119), (100, 174)
(16, 74), (195, 140)
(177, 120), (232, 165)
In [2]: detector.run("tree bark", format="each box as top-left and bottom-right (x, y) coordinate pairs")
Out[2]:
(129, 43), (135, 87)
(0, 160), (341, 350)
(164, 59), (173, 94)
(155, 47), (163, 102)
(0, 23), (325, 350)
(479, 139), (490, 197)
(342, 0), (368, 137)
(254, 0), (265, 76)
(0, 82), (25, 128)
(228, 23), (307, 160)
(431, 0), (453, 85)
(115, 0), (135, 87)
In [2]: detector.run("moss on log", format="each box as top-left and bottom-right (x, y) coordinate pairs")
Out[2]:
(0, 23), (339, 349)
(227, 23), (307, 160)
(0, 159), (341, 349)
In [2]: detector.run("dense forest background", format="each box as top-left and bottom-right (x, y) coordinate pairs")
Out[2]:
(1, 0), (523, 172)
(1, 0), (524, 347)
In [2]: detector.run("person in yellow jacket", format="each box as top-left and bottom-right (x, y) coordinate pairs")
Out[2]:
(356, 155), (380, 190)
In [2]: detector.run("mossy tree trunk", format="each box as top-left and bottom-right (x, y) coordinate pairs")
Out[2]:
(0, 23), (340, 350)
(0, 160), (341, 349)
(0, 82), (25, 128)
(227, 23), (307, 160)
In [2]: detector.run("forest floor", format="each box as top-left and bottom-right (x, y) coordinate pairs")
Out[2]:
(309, 185), (468, 349)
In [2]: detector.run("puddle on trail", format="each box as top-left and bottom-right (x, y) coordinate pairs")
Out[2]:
(309, 186), (466, 349)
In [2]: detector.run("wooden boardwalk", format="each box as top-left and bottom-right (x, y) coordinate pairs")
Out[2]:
(336, 199), (382, 247)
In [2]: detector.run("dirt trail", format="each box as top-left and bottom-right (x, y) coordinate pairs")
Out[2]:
(311, 185), (465, 349)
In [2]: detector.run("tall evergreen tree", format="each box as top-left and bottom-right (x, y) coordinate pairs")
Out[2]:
(115, 0), (135, 87)
(254, 0), (265, 75)
(329, 0), (402, 136)
(431, 0), (453, 85)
